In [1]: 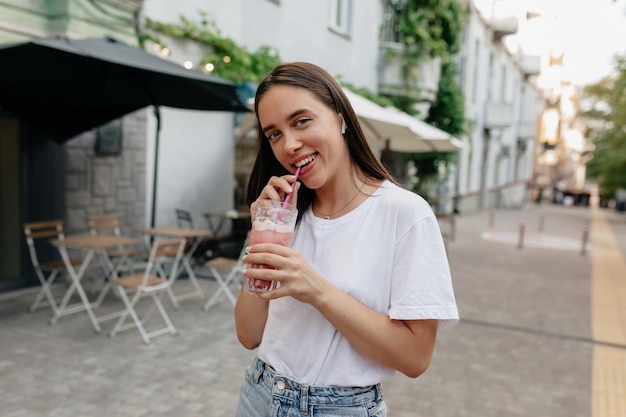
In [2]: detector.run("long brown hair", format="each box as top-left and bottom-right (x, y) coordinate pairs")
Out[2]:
(246, 62), (395, 221)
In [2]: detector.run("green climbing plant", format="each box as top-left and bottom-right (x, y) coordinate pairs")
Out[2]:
(138, 11), (281, 84)
(385, 0), (467, 105)
(383, 0), (468, 204)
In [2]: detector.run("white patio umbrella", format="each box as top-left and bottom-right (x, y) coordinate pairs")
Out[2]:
(238, 89), (465, 154)
(342, 89), (465, 153)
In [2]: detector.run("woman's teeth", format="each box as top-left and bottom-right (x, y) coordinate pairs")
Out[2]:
(295, 154), (316, 168)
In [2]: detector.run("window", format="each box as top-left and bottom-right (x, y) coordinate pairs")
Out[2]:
(500, 65), (507, 102)
(487, 53), (494, 100)
(329, 0), (352, 36)
(381, 0), (405, 43)
(471, 40), (480, 103)
(457, 27), (468, 90)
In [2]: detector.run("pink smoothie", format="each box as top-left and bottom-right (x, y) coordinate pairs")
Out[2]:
(249, 227), (293, 246)
(246, 223), (294, 292)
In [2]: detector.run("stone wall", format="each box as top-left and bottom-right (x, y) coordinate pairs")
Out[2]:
(65, 109), (147, 235)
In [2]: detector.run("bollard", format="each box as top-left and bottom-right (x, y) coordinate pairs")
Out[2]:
(581, 227), (589, 256)
(518, 222), (525, 250)
(538, 214), (544, 232)
(489, 209), (495, 228)
(450, 215), (456, 242)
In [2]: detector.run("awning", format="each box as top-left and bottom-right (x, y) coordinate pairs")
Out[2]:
(342, 89), (465, 153)
(239, 89), (464, 153)
(0, 36), (247, 141)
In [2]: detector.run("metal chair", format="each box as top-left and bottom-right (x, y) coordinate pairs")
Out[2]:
(23, 220), (82, 314)
(175, 209), (194, 228)
(203, 212), (229, 236)
(203, 232), (249, 311)
(176, 208), (219, 262)
(108, 238), (186, 345)
(87, 214), (146, 274)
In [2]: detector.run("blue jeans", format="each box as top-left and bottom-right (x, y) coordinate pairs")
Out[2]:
(234, 357), (387, 417)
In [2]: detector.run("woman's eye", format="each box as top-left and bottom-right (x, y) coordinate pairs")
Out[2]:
(295, 118), (310, 127)
(267, 131), (280, 140)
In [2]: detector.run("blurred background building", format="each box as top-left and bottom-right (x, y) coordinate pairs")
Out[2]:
(1, 0), (594, 293)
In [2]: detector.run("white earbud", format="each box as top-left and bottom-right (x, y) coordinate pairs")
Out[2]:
(340, 113), (347, 134)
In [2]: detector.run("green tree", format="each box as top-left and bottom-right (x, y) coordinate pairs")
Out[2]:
(582, 56), (626, 200)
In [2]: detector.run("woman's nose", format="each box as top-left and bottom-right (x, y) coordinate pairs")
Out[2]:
(283, 132), (302, 154)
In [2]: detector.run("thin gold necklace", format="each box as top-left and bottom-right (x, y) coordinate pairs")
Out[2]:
(314, 182), (366, 220)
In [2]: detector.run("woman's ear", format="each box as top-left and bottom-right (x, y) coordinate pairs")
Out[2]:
(339, 113), (347, 134)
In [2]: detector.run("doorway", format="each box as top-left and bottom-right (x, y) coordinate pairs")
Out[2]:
(0, 117), (22, 291)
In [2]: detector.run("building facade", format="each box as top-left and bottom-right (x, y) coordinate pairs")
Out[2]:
(141, 0), (543, 212)
(0, 0), (544, 293)
(454, 0), (542, 212)
(0, 0), (148, 291)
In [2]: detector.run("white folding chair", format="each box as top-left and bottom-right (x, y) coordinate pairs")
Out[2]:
(88, 214), (147, 275)
(23, 220), (83, 314)
(108, 238), (186, 345)
(202, 232), (249, 311)
(176, 208), (217, 264)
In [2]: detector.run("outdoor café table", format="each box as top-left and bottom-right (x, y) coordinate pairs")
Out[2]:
(50, 234), (142, 333)
(204, 209), (251, 236)
(137, 227), (213, 308)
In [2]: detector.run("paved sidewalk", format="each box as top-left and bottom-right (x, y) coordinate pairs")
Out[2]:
(1, 203), (624, 417)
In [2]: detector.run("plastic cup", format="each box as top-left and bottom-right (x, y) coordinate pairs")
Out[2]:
(243, 199), (298, 294)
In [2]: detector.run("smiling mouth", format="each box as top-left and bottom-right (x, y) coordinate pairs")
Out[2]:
(294, 153), (317, 169)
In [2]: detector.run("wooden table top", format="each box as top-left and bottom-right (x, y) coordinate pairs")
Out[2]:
(218, 210), (251, 219)
(137, 227), (213, 239)
(51, 234), (142, 249)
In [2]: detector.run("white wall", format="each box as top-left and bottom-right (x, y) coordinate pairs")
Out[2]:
(145, 107), (236, 228)
(144, 0), (382, 89)
(142, 0), (383, 226)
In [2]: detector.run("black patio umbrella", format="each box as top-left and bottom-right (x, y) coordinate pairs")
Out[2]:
(0, 36), (248, 227)
(0, 36), (247, 140)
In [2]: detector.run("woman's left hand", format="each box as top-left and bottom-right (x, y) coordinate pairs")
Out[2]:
(243, 238), (438, 379)
(242, 243), (328, 305)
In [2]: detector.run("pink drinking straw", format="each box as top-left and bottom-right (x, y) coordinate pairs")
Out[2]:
(278, 166), (300, 221)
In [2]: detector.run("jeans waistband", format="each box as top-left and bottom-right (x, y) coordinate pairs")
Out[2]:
(250, 357), (383, 412)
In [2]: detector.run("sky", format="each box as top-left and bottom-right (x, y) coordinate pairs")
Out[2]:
(548, 0), (626, 86)
(477, 0), (626, 87)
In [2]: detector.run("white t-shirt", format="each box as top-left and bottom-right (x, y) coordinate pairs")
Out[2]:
(257, 180), (459, 387)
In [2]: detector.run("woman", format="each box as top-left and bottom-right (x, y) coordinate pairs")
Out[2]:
(234, 62), (459, 417)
